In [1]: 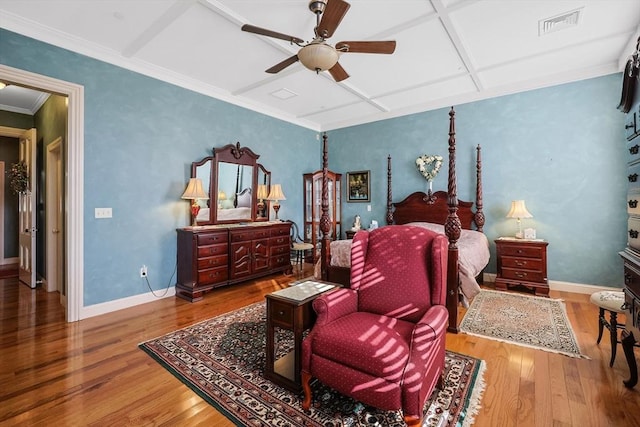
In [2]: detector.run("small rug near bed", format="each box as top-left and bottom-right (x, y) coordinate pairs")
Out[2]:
(139, 302), (486, 427)
(459, 289), (587, 358)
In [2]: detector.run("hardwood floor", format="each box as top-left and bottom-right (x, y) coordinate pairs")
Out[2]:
(1, 267), (639, 426)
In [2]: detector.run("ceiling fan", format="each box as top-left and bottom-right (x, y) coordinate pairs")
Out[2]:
(241, 0), (396, 82)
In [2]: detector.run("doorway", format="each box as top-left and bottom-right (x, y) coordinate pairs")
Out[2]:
(0, 64), (84, 322)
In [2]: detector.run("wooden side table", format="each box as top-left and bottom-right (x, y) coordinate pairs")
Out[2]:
(264, 280), (338, 393)
(495, 238), (549, 296)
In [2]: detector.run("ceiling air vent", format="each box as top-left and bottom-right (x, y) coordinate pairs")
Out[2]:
(538, 8), (582, 36)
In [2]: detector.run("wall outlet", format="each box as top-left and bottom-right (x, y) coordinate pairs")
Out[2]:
(140, 265), (147, 278)
(95, 207), (112, 218)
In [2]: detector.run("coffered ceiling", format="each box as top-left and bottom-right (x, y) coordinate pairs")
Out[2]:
(1, 0), (639, 130)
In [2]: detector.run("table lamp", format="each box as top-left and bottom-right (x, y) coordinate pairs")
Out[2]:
(506, 200), (533, 238)
(256, 184), (268, 218)
(218, 190), (227, 209)
(266, 184), (286, 220)
(181, 178), (209, 226)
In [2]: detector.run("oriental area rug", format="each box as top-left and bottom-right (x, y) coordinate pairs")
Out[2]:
(459, 289), (587, 358)
(140, 302), (486, 427)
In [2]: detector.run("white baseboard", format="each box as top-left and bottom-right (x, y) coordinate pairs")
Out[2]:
(80, 287), (176, 320)
(482, 273), (621, 295)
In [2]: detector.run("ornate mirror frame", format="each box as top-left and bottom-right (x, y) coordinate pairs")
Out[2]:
(191, 142), (271, 225)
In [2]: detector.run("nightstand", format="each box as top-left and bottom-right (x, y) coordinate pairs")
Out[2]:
(345, 230), (357, 239)
(495, 238), (549, 296)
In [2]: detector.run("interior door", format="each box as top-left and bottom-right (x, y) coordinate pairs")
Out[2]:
(18, 128), (37, 288)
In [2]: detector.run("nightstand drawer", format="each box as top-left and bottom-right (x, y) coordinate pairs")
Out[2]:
(269, 300), (294, 328)
(499, 244), (543, 259)
(501, 256), (543, 271)
(502, 268), (546, 283)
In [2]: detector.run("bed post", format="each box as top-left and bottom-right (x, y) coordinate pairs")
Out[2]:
(475, 145), (485, 232)
(319, 133), (331, 281)
(386, 155), (393, 225)
(445, 107), (462, 333)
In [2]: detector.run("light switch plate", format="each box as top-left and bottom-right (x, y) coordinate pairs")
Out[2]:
(95, 207), (112, 218)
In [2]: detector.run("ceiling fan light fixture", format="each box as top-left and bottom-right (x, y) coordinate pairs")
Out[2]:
(298, 42), (339, 72)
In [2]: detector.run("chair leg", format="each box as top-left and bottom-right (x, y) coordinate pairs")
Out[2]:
(610, 311), (618, 367)
(403, 414), (423, 426)
(596, 308), (605, 344)
(301, 371), (313, 411)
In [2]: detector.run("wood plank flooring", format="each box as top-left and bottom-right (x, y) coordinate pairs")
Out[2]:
(1, 267), (639, 426)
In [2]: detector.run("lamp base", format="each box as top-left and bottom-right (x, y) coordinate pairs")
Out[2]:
(190, 202), (200, 227)
(273, 203), (280, 221)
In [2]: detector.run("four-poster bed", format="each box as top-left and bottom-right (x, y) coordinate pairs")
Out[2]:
(317, 107), (486, 332)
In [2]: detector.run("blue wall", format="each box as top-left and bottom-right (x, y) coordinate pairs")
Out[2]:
(330, 75), (627, 286)
(0, 28), (627, 308)
(0, 29), (318, 305)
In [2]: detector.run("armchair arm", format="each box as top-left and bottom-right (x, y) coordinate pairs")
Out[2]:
(312, 288), (358, 327)
(413, 305), (448, 346)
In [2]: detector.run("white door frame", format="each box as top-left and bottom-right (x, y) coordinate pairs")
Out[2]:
(0, 161), (4, 264)
(0, 64), (84, 322)
(46, 137), (64, 300)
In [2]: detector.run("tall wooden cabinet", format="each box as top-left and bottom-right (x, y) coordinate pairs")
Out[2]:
(303, 170), (342, 261)
(621, 99), (640, 388)
(176, 222), (291, 302)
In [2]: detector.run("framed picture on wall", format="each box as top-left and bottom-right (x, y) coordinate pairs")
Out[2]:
(346, 170), (370, 202)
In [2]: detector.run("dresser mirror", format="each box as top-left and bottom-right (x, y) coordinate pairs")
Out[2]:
(191, 142), (270, 225)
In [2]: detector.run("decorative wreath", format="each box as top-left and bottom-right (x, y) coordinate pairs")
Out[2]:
(8, 161), (28, 194)
(415, 154), (443, 182)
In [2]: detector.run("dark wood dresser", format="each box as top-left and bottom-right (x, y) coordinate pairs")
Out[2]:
(620, 103), (640, 388)
(495, 238), (549, 296)
(176, 222), (291, 302)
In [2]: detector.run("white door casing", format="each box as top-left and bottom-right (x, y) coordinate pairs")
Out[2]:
(0, 64), (84, 322)
(46, 138), (65, 302)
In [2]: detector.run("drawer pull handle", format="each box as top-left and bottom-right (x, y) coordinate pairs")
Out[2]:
(516, 249), (523, 254)
(278, 310), (284, 316)
(629, 173), (638, 182)
(515, 260), (526, 267)
(630, 229), (639, 239)
(625, 273), (633, 284)
(515, 272), (527, 278)
(630, 200), (639, 208)
(630, 144), (640, 154)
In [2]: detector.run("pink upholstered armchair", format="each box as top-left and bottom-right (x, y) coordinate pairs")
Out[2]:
(301, 225), (449, 426)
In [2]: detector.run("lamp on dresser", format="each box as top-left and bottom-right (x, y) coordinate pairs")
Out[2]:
(181, 178), (209, 226)
(506, 200), (533, 239)
(256, 184), (269, 218)
(266, 184), (286, 220)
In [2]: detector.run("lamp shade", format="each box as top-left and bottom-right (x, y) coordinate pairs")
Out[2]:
(266, 184), (286, 201)
(256, 184), (269, 200)
(181, 178), (208, 200)
(218, 190), (227, 201)
(298, 42), (339, 72)
(506, 200), (533, 219)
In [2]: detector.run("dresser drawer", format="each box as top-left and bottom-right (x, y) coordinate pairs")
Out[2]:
(270, 224), (291, 237)
(502, 267), (546, 283)
(269, 299), (294, 328)
(270, 235), (289, 247)
(270, 255), (289, 269)
(230, 229), (270, 242)
(197, 244), (227, 258)
(197, 255), (228, 270)
(270, 245), (289, 256)
(624, 289), (640, 332)
(197, 232), (228, 246)
(627, 162), (640, 190)
(501, 256), (543, 271)
(628, 217), (640, 253)
(499, 244), (543, 259)
(627, 190), (640, 216)
(197, 266), (228, 285)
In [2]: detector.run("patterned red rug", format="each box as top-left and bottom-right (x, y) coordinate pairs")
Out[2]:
(140, 302), (485, 426)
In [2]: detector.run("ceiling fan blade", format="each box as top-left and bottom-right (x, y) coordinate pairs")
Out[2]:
(317, 0), (350, 39)
(241, 24), (304, 44)
(335, 41), (396, 54)
(328, 62), (349, 82)
(265, 55), (300, 74)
